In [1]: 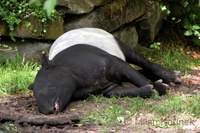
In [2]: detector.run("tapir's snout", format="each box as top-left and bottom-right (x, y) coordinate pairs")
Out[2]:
(39, 106), (60, 115)
(53, 97), (60, 114)
(37, 97), (61, 115)
(39, 107), (54, 115)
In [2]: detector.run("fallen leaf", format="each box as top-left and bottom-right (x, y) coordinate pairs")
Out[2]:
(70, 109), (77, 111)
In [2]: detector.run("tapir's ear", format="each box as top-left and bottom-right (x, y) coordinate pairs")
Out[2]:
(41, 51), (50, 68)
(28, 84), (34, 90)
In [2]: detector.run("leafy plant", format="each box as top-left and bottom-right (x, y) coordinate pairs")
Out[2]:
(3, 124), (18, 132)
(184, 24), (200, 37)
(0, 0), (62, 41)
(158, 0), (200, 45)
(0, 44), (12, 51)
(30, 0), (57, 16)
(182, 2), (200, 45)
(150, 42), (161, 50)
(160, 5), (170, 15)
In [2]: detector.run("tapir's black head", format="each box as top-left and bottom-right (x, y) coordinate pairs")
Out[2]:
(28, 52), (76, 114)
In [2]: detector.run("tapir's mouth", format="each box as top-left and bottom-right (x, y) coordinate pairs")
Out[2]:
(54, 97), (60, 114)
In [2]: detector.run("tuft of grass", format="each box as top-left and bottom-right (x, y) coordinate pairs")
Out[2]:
(0, 55), (40, 97)
(140, 45), (200, 73)
(153, 93), (200, 117)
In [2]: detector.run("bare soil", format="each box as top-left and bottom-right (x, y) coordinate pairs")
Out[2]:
(0, 69), (199, 133)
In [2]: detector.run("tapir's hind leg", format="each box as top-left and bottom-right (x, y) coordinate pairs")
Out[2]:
(138, 69), (182, 87)
(115, 37), (182, 84)
(138, 69), (161, 82)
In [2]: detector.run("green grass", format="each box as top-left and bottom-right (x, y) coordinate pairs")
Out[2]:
(82, 93), (200, 128)
(153, 94), (200, 117)
(83, 95), (146, 124)
(0, 55), (40, 97)
(140, 45), (200, 73)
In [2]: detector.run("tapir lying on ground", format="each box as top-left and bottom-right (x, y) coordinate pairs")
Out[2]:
(28, 28), (182, 114)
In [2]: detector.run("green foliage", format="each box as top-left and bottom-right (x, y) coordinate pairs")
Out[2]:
(30, 0), (57, 16)
(0, 0), (61, 41)
(160, 5), (171, 15)
(43, 0), (57, 16)
(2, 124), (18, 132)
(150, 42), (161, 50)
(182, 3), (200, 45)
(158, 0), (200, 45)
(0, 54), (40, 97)
(0, 44), (12, 51)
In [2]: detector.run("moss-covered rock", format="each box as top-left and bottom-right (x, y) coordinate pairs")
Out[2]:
(13, 16), (44, 39)
(137, 1), (168, 46)
(2, 16), (64, 40)
(0, 21), (8, 36)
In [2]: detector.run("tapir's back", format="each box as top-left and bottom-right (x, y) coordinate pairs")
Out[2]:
(49, 28), (125, 61)
(51, 44), (120, 70)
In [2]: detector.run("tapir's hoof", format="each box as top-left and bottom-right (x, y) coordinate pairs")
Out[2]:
(169, 82), (176, 86)
(172, 71), (182, 84)
(173, 71), (182, 77)
(139, 84), (154, 98)
(154, 79), (169, 96)
(174, 77), (182, 84)
(143, 84), (154, 92)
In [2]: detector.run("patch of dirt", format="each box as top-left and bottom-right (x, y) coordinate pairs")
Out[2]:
(0, 70), (200, 133)
(169, 68), (200, 95)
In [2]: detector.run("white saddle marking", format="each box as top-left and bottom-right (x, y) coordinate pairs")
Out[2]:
(49, 28), (125, 61)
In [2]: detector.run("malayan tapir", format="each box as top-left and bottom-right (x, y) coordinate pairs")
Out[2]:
(28, 28), (182, 114)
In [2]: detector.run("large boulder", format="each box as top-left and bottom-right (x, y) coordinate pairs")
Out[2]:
(0, 39), (52, 60)
(63, 0), (146, 32)
(137, 1), (168, 46)
(113, 24), (138, 49)
(57, 0), (113, 14)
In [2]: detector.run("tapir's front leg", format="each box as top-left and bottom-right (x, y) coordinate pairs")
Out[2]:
(108, 60), (168, 95)
(115, 38), (182, 84)
(104, 84), (154, 98)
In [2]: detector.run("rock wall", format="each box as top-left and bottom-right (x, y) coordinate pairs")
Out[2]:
(0, 0), (167, 60)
